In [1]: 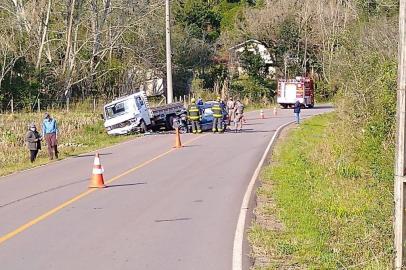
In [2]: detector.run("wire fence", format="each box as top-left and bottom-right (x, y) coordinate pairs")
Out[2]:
(0, 98), (109, 114)
(0, 94), (193, 114)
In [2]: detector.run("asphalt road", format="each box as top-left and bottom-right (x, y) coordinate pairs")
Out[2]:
(0, 105), (332, 270)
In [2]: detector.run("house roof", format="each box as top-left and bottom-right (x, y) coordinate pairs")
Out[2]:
(228, 39), (273, 64)
(228, 39), (263, 51)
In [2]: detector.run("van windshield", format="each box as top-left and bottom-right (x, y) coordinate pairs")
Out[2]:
(105, 100), (129, 119)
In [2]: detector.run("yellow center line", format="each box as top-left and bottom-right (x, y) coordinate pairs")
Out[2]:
(0, 134), (207, 245)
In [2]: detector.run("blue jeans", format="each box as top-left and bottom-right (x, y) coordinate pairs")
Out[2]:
(295, 113), (300, 124)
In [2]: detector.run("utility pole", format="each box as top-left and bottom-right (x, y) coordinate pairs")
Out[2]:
(165, 0), (173, 104)
(394, 0), (406, 268)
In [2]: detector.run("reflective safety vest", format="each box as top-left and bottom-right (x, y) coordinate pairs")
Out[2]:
(212, 102), (222, 118)
(188, 104), (200, 121)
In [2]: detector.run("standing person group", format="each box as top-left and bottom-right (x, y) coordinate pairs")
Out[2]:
(226, 97), (245, 132)
(187, 96), (245, 133)
(25, 112), (59, 163)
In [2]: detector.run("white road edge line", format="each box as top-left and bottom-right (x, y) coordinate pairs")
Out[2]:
(232, 120), (295, 270)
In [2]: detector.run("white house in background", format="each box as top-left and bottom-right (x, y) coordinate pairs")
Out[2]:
(140, 77), (164, 97)
(137, 69), (165, 97)
(228, 39), (276, 76)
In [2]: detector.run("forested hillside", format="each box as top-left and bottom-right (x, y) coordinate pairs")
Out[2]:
(0, 0), (399, 110)
(0, 0), (246, 110)
(243, 1), (399, 268)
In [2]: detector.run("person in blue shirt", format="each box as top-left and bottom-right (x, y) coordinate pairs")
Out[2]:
(42, 112), (59, 160)
(197, 97), (204, 114)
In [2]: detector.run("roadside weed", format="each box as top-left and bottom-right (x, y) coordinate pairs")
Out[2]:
(249, 113), (392, 269)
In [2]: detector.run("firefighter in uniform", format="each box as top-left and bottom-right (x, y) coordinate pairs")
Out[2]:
(188, 98), (202, 133)
(212, 97), (223, 133)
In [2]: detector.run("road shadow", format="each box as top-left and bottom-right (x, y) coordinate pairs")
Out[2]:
(107, 182), (147, 188)
(0, 178), (89, 208)
(242, 122), (263, 126)
(250, 116), (293, 119)
(70, 153), (113, 158)
(227, 129), (277, 134)
(246, 117), (275, 121)
(155, 217), (191, 223)
(310, 105), (334, 110)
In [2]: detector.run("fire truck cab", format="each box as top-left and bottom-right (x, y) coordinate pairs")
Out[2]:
(277, 77), (315, 108)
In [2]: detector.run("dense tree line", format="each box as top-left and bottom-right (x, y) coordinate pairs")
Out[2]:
(0, 0), (400, 110)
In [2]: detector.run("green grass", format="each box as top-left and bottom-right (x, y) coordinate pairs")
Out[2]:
(249, 113), (392, 269)
(0, 112), (134, 177)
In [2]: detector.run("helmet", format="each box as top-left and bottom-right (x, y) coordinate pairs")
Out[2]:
(191, 98), (196, 103)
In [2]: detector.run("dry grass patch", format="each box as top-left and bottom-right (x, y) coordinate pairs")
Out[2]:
(0, 111), (132, 176)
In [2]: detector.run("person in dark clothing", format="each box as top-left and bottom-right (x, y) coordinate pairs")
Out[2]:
(25, 123), (42, 162)
(293, 100), (301, 124)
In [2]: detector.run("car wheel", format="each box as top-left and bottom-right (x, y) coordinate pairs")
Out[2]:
(166, 116), (175, 130)
(179, 125), (188, 134)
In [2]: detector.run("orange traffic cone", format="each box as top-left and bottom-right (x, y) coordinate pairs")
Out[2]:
(174, 128), (182, 148)
(260, 109), (265, 119)
(89, 153), (106, 188)
(273, 106), (277, 116)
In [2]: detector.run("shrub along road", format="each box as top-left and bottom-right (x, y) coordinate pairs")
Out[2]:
(0, 106), (331, 270)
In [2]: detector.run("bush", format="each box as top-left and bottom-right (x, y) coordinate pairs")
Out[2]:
(230, 77), (274, 103)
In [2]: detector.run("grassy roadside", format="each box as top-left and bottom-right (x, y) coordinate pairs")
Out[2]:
(249, 113), (392, 269)
(0, 100), (273, 177)
(0, 112), (134, 177)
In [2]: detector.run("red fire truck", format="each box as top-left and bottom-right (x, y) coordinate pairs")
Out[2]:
(277, 77), (315, 108)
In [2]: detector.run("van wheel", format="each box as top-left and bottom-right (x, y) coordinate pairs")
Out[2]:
(281, 104), (288, 109)
(139, 121), (147, 133)
(307, 104), (314, 109)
